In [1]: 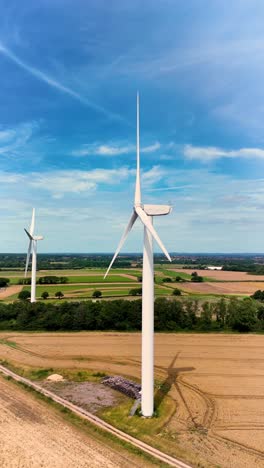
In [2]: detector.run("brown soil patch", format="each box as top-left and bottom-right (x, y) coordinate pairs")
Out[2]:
(1, 333), (264, 467)
(172, 268), (264, 281)
(176, 281), (264, 295)
(42, 380), (124, 413)
(0, 285), (22, 299)
(0, 375), (146, 467)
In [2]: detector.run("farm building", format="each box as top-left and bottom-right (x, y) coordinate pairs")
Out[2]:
(206, 266), (223, 270)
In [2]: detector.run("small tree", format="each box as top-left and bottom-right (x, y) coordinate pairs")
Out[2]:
(191, 271), (203, 282)
(18, 290), (31, 301)
(0, 278), (10, 288)
(92, 290), (102, 298)
(137, 275), (142, 283)
(199, 302), (212, 330)
(251, 290), (264, 301)
(172, 288), (182, 296)
(55, 291), (64, 300)
(41, 291), (49, 300)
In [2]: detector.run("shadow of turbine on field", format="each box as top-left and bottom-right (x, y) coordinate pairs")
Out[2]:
(154, 352), (195, 423)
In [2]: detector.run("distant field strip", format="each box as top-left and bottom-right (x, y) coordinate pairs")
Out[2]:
(177, 281), (264, 295)
(171, 268), (264, 282)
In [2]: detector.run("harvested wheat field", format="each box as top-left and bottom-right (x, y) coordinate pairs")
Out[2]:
(1, 332), (264, 468)
(0, 375), (150, 467)
(176, 281), (264, 295)
(171, 268), (264, 281)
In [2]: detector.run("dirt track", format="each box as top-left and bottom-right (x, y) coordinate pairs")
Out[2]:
(0, 285), (22, 299)
(0, 375), (149, 467)
(1, 332), (264, 467)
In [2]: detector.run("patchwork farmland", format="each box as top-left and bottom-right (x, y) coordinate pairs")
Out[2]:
(1, 267), (264, 301)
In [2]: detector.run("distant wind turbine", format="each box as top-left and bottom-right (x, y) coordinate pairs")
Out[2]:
(105, 94), (172, 417)
(24, 208), (44, 303)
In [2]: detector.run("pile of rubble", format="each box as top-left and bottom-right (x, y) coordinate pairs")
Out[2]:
(102, 375), (141, 400)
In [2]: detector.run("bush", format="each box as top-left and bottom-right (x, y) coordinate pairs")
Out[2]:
(18, 290), (31, 301)
(175, 275), (184, 282)
(92, 290), (102, 298)
(191, 272), (203, 282)
(172, 288), (181, 296)
(162, 277), (172, 282)
(251, 290), (264, 301)
(41, 291), (49, 300)
(0, 278), (10, 288)
(129, 288), (142, 296)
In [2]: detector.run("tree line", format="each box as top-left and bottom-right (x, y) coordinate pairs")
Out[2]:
(18, 276), (69, 285)
(0, 297), (263, 333)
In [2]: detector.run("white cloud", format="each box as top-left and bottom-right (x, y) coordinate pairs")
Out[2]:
(72, 141), (161, 157)
(96, 144), (134, 156)
(183, 144), (264, 162)
(27, 167), (132, 197)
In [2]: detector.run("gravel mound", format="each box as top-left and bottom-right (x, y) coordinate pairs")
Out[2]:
(102, 375), (141, 399)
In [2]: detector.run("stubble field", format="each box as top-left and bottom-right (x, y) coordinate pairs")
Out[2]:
(0, 374), (149, 468)
(0, 332), (264, 467)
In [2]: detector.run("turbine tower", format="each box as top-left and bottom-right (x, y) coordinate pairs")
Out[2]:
(105, 94), (172, 417)
(24, 208), (44, 303)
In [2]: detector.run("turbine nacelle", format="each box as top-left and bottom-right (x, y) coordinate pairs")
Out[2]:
(34, 235), (44, 241)
(142, 204), (172, 216)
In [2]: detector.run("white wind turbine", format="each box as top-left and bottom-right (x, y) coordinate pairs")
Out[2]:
(105, 94), (172, 417)
(24, 208), (44, 303)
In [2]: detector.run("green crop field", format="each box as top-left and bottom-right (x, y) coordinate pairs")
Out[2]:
(2, 266), (243, 303)
(65, 275), (137, 283)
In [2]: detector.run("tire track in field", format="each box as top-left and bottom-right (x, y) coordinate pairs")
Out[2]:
(177, 375), (264, 461)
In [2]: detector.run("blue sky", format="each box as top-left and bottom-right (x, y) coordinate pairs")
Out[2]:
(0, 0), (264, 253)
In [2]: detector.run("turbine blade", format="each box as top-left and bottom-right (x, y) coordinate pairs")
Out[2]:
(30, 208), (35, 236)
(135, 206), (171, 262)
(104, 211), (138, 279)
(25, 240), (32, 277)
(134, 92), (141, 205)
(24, 228), (33, 240)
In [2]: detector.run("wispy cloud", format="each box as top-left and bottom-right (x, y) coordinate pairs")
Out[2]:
(142, 165), (166, 186)
(3, 167), (132, 198)
(141, 142), (161, 153)
(184, 144), (264, 162)
(0, 42), (127, 123)
(0, 121), (38, 157)
(72, 141), (161, 157)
